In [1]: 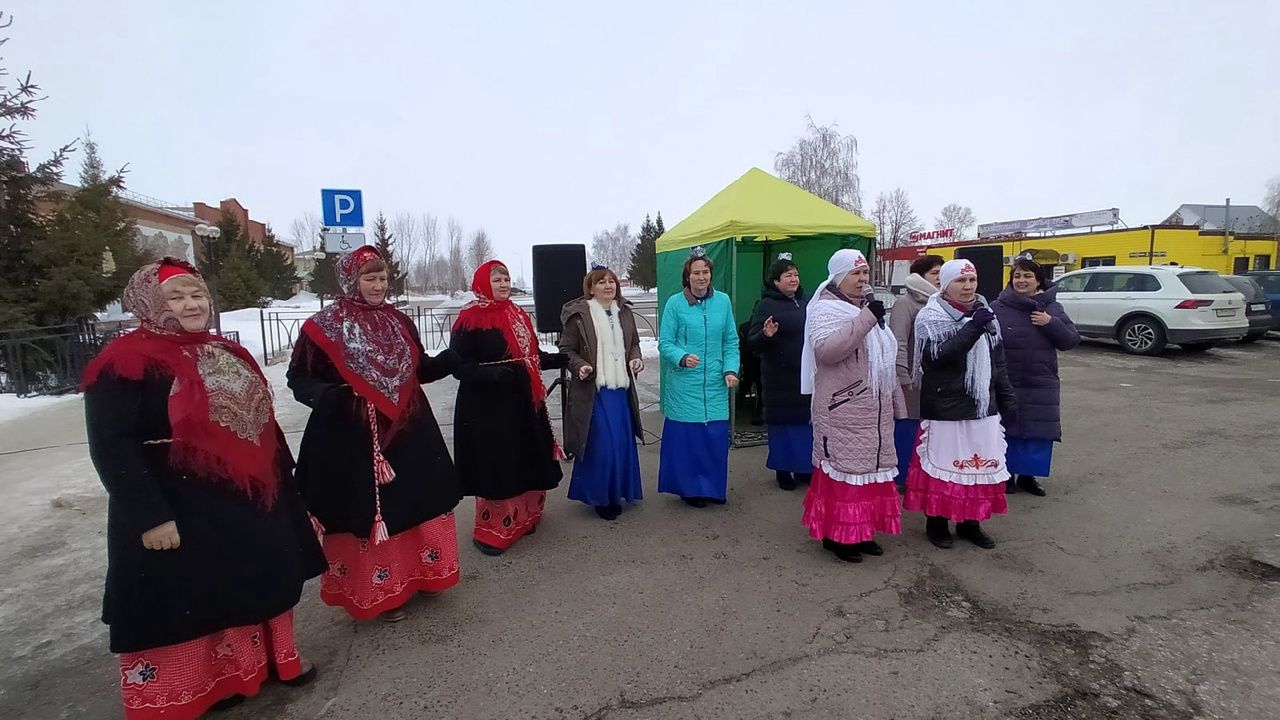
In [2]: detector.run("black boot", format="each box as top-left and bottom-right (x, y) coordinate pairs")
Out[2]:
(795, 472), (812, 485)
(683, 497), (708, 508)
(776, 471), (797, 491)
(925, 516), (953, 549)
(594, 503), (622, 520)
(856, 540), (884, 556)
(821, 538), (862, 563)
(1006, 478), (1017, 493)
(956, 520), (996, 549)
(1016, 475), (1047, 497)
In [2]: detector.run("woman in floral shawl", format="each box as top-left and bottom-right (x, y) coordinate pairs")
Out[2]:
(83, 258), (325, 719)
(289, 246), (462, 622)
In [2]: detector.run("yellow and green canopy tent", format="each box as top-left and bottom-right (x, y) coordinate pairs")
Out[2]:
(656, 168), (877, 323)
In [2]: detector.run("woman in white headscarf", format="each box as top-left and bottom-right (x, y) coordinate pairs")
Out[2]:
(799, 249), (905, 564)
(904, 259), (1018, 550)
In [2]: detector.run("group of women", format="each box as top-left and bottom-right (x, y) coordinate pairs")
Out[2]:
(83, 242), (1078, 718)
(749, 249), (1079, 561)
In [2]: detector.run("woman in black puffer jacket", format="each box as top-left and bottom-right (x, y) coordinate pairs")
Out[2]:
(747, 254), (811, 490)
(905, 259), (1018, 551)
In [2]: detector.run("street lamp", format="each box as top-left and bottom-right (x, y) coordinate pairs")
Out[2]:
(193, 224), (223, 335)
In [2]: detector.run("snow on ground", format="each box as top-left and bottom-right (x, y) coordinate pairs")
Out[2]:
(640, 338), (660, 359)
(268, 290), (322, 309)
(0, 392), (80, 424)
(219, 307), (272, 362)
(623, 286), (657, 297)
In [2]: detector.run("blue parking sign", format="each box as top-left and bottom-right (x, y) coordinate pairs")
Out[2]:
(321, 189), (364, 228)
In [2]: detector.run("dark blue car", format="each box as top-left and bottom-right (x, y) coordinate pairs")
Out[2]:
(1241, 271), (1280, 336)
(1226, 275), (1273, 341)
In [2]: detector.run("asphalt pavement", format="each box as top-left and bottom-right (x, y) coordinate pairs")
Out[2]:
(1, 337), (1278, 719)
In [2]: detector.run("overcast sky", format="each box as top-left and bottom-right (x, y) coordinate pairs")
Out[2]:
(10, 1), (1279, 277)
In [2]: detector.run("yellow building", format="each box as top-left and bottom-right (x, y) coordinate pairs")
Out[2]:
(928, 225), (1278, 278)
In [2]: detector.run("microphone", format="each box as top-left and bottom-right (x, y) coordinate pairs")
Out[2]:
(865, 289), (885, 328)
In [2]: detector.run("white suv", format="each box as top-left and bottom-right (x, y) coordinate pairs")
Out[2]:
(1054, 266), (1247, 355)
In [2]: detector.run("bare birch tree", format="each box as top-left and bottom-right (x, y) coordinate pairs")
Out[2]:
(466, 229), (495, 279)
(446, 217), (467, 292)
(411, 213), (443, 292)
(1264, 177), (1280, 231)
(288, 211), (323, 251)
(774, 116), (863, 214)
(935, 203), (977, 239)
(590, 222), (635, 274)
(871, 189), (924, 282)
(391, 213), (422, 292)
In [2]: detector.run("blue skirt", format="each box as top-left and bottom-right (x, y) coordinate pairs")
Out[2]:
(893, 419), (921, 488)
(766, 423), (813, 474)
(658, 419), (730, 501)
(1006, 437), (1054, 477)
(568, 389), (643, 507)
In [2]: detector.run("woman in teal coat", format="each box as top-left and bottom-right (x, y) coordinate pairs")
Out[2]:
(658, 249), (740, 507)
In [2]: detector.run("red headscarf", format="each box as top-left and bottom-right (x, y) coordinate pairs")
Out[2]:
(452, 259), (549, 408)
(82, 258), (282, 504)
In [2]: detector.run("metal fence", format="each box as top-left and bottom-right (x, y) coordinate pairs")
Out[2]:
(0, 321), (240, 398)
(258, 303), (657, 366)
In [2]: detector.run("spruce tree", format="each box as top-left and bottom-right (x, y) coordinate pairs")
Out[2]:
(36, 134), (150, 324)
(0, 13), (74, 328)
(372, 212), (406, 296)
(207, 216), (266, 310)
(256, 228), (300, 299)
(628, 212), (663, 290)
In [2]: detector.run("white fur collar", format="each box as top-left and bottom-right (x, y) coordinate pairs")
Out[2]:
(588, 299), (629, 389)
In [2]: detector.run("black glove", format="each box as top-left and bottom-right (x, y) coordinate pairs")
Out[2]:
(867, 300), (887, 322)
(433, 348), (460, 374)
(970, 307), (995, 328)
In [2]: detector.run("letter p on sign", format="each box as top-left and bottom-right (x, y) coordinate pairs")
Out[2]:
(321, 189), (364, 228)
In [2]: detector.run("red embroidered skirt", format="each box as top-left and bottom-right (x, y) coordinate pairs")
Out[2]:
(320, 513), (460, 621)
(903, 432), (1008, 522)
(801, 466), (902, 544)
(474, 490), (545, 551)
(118, 610), (300, 720)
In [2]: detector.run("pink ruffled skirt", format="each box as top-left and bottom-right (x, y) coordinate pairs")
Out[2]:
(903, 430), (1008, 522)
(801, 466), (902, 544)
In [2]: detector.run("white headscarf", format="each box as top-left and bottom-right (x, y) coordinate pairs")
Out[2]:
(938, 258), (977, 294)
(799, 249), (897, 396)
(913, 259), (1001, 413)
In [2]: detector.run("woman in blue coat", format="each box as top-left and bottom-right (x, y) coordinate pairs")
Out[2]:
(658, 248), (740, 507)
(991, 258), (1080, 496)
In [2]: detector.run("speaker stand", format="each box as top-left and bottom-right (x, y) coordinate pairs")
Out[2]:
(545, 366), (571, 461)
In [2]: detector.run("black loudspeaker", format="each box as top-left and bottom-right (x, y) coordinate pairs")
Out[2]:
(953, 245), (1006, 303)
(531, 244), (587, 333)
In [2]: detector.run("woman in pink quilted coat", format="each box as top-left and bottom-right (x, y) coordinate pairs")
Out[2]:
(799, 249), (905, 564)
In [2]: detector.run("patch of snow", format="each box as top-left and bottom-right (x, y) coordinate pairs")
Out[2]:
(623, 286), (657, 297)
(640, 339), (660, 359)
(0, 392), (80, 424)
(219, 308), (271, 363)
(269, 291), (321, 309)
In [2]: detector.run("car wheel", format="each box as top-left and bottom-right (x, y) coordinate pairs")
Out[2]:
(1240, 332), (1264, 344)
(1118, 316), (1167, 356)
(1180, 342), (1216, 352)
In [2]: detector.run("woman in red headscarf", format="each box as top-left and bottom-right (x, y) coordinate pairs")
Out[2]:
(451, 259), (566, 555)
(83, 258), (326, 720)
(288, 246), (463, 622)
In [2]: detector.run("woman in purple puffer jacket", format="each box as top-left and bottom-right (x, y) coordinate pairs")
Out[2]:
(990, 258), (1080, 497)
